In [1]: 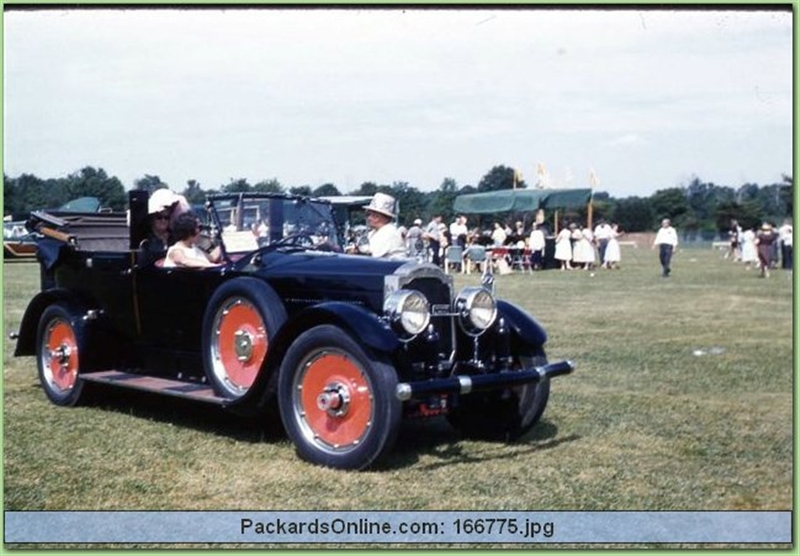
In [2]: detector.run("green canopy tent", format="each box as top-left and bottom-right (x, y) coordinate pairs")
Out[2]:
(453, 188), (594, 270)
(453, 188), (592, 214)
(453, 187), (593, 233)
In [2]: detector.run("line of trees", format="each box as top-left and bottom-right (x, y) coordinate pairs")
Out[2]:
(4, 166), (793, 236)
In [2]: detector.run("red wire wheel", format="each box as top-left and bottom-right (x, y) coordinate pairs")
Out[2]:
(202, 278), (287, 400)
(278, 324), (401, 470)
(36, 304), (86, 406)
(209, 297), (268, 395)
(295, 350), (374, 449)
(42, 319), (79, 392)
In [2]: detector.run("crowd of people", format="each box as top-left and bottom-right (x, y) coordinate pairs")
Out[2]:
(141, 189), (793, 281)
(553, 220), (624, 271)
(357, 192), (631, 273)
(726, 218), (792, 278)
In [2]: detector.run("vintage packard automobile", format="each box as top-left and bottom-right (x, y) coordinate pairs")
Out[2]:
(12, 191), (574, 470)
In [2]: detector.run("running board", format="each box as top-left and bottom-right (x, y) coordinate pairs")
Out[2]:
(80, 370), (229, 406)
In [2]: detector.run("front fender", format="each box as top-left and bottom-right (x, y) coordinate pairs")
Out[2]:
(496, 299), (548, 350)
(246, 302), (400, 417)
(275, 302), (400, 356)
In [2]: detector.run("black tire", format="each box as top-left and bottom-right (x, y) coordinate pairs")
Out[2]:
(202, 278), (287, 400)
(35, 304), (87, 407)
(277, 324), (401, 470)
(447, 354), (550, 441)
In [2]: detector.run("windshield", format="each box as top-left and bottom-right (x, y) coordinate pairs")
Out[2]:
(209, 195), (341, 255)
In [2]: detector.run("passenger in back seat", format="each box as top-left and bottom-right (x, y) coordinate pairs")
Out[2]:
(139, 189), (181, 266)
(164, 213), (221, 268)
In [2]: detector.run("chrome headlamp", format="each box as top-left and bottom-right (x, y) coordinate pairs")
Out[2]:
(454, 286), (497, 335)
(384, 289), (431, 339)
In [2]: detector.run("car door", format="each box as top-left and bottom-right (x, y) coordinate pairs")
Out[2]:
(134, 264), (227, 375)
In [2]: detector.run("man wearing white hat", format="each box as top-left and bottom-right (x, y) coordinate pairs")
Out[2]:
(362, 192), (406, 259)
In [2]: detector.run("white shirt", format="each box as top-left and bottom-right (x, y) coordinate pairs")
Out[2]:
(779, 224), (793, 247)
(406, 225), (423, 240)
(529, 229), (545, 251)
(449, 221), (468, 239)
(594, 223), (613, 241)
(164, 243), (211, 267)
(654, 226), (678, 247)
(425, 220), (441, 241)
(368, 223), (407, 259)
(491, 227), (507, 246)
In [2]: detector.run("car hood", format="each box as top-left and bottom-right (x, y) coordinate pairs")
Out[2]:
(259, 251), (407, 277)
(250, 251), (414, 313)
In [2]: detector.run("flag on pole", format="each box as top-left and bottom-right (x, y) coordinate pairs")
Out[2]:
(536, 163), (548, 189)
(589, 168), (599, 188)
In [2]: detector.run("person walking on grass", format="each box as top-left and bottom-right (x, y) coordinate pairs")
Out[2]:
(778, 219), (793, 270)
(755, 222), (778, 278)
(740, 227), (758, 270)
(652, 218), (678, 277)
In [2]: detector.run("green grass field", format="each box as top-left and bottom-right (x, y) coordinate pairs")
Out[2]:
(2, 247), (793, 517)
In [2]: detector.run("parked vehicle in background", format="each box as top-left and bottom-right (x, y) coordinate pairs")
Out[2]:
(3, 220), (38, 259)
(12, 190), (574, 470)
(4, 197), (113, 260)
(319, 195), (373, 250)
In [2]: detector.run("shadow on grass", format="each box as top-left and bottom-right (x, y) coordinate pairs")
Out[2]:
(26, 380), (579, 471)
(30, 380), (286, 443)
(379, 417), (581, 471)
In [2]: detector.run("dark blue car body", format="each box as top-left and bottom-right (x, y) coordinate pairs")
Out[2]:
(13, 191), (573, 469)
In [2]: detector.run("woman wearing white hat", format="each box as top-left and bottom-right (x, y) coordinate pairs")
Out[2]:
(362, 193), (406, 259)
(139, 188), (183, 265)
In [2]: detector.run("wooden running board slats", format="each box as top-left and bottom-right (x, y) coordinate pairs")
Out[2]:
(81, 370), (228, 406)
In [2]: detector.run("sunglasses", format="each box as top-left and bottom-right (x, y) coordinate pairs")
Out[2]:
(154, 214), (170, 221)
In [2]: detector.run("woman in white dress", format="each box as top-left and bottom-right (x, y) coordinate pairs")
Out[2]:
(554, 225), (573, 270)
(740, 228), (758, 269)
(603, 223), (622, 269)
(164, 213), (221, 268)
(572, 225), (595, 270)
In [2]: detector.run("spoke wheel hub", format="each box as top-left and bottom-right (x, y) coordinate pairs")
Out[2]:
(316, 382), (351, 417)
(233, 330), (254, 362)
(295, 351), (374, 451)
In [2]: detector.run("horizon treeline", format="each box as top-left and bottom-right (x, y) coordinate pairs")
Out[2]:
(4, 166), (793, 235)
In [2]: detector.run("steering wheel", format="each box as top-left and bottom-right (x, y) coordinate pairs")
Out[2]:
(272, 232), (316, 249)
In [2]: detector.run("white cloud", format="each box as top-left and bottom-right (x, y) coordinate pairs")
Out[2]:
(3, 7), (792, 196)
(606, 133), (648, 147)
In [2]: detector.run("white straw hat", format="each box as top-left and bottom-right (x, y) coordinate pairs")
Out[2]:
(148, 188), (179, 214)
(364, 192), (397, 219)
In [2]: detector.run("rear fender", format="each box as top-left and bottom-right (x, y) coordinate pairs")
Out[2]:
(13, 290), (92, 356)
(496, 299), (548, 351)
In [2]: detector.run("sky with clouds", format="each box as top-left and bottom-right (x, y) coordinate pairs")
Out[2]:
(3, 7), (793, 198)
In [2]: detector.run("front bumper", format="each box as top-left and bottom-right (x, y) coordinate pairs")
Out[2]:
(395, 359), (575, 401)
